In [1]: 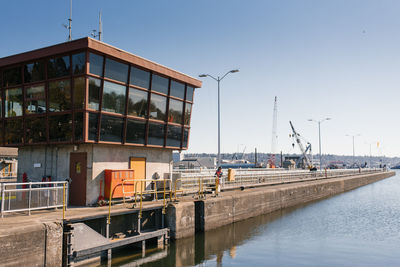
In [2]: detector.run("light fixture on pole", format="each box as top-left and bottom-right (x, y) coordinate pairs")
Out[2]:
(346, 134), (361, 167)
(199, 69), (239, 167)
(308, 118), (331, 170)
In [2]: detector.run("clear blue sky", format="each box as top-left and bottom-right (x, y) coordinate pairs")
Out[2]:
(1, 0), (399, 157)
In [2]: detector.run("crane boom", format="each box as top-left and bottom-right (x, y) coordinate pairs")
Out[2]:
(289, 121), (313, 169)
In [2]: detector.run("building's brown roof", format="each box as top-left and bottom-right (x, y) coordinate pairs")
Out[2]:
(0, 147), (18, 157)
(0, 37), (202, 88)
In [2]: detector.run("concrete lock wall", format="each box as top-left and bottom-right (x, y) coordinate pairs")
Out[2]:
(169, 171), (394, 237)
(0, 222), (63, 267)
(18, 144), (173, 205)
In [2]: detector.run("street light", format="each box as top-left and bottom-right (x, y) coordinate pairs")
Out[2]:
(199, 69), (239, 167)
(346, 134), (361, 167)
(308, 118), (331, 170)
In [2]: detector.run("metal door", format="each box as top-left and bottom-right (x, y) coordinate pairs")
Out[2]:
(69, 152), (87, 206)
(130, 157), (146, 191)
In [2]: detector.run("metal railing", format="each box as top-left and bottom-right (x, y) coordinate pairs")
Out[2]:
(0, 181), (68, 218)
(173, 168), (386, 197)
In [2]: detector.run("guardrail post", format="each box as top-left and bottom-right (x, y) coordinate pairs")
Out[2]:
(63, 183), (66, 220)
(28, 182), (32, 215)
(1, 183), (4, 218)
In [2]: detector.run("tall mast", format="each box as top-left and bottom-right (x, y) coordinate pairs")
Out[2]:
(98, 11), (102, 41)
(68, 0), (72, 41)
(268, 96), (278, 167)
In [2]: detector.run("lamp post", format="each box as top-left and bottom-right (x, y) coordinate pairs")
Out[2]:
(346, 134), (361, 167)
(308, 118), (331, 170)
(199, 69), (239, 167)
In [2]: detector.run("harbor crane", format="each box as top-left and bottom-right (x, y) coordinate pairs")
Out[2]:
(289, 121), (316, 170)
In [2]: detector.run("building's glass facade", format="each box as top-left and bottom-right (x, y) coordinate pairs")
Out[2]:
(0, 49), (195, 149)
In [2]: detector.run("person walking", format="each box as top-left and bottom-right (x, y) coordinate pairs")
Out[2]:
(215, 167), (223, 194)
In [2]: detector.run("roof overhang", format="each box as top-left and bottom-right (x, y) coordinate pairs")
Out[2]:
(0, 37), (202, 88)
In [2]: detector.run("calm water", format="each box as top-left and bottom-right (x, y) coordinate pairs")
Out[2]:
(110, 171), (400, 266)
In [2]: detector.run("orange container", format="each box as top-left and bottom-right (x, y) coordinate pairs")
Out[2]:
(104, 169), (135, 199)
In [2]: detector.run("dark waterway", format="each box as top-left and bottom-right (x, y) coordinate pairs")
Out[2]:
(107, 171), (400, 266)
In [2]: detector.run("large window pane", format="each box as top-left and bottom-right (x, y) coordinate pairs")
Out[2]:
(25, 116), (46, 143)
(105, 58), (128, 83)
(24, 61), (45, 83)
(148, 123), (165, 146)
(88, 113), (99, 141)
(74, 112), (83, 141)
(170, 80), (185, 99)
(5, 119), (23, 144)
(100, 115), (123, 143)
(5, 88), (23, 117)
(128, 88), (148, 118)
(186, 86), (194, 102)
(72, 52), (85, 74)
(151, 74), (169, 95)
(149, 94), (166, 121)
(25, 84), (46, 114)
(3, 67), (22, 87)
(73, 77), (85, 109)
(130, 66), (150, 89)
(49, 114), (72, 142)
(184, 103), (192, 125)
(102, 81), (126, 114)
(166, 125), (182, 147)
(182, 128), (189, 148)
(168, 99), (183, 124)
(88, 77), (101, 110)
(89, 53), (104, 76)
(47, 55), (70, 78)
(49, 79), (71, 112)
(126, 119), (145, 144)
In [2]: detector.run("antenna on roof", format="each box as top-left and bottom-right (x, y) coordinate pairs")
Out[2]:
(91, 11), (102, 41)
(62, 0), (72, 41)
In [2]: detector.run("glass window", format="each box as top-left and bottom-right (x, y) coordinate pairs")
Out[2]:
(49, 79), (71, 112)
(72, 52), (85, 74)
(149, 93), (166, 121)
(24, 61), (45, 83)
(148, 122), (165, 146)
(25, 116), (46, 143)
(3, 67), (22, 87)
(170, 80), (185, 99)
(128, 88), (148, 118)
(102, 81), (126, 114)
(88, 113), (99, 141)
(0, 123), (3, 144)
(88, 77), (101, 110)
(4, 119), (23, 144)
(184, 103), (192, 125)
(49, 114), (72, 142)
(74, 112), (83, 141)
(25, 84), (46, 114)
(166, 125), (182, 147)
(73, 77), (85, 109)
(182, 128), (189, 148)
(130, 66), (150, 89)
(89, 53), (104, 76)
(186, 86), (194, 102)
(5, 88), (23, 117)
(126, 119), (145, 144)
(100, 115), (123, 143)
(47, 55), (70, 78)
(151, 74), (169, 95)
(168, 99), (183, 124)
(104, 58), (128, 83)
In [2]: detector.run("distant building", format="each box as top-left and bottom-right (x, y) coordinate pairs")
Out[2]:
(174, 157), (216, 169)
(0, 37), (201, 205)
(0, 147), (18, 177)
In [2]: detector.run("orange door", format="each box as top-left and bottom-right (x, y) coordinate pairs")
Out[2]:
(130, 157), (146, 191)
